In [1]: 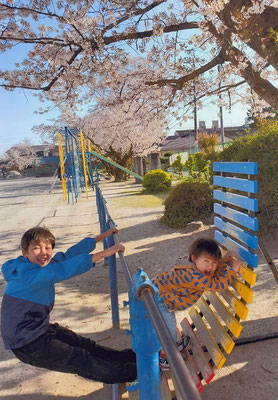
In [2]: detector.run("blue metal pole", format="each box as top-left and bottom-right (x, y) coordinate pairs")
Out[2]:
(95, 164), (99, 185)
(106, 221), (120, 328)
(128, 268), (161, 400)
(89, 159), (94, 190)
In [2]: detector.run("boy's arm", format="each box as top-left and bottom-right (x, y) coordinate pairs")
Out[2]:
(52, 237), (96, 262)
(219, 252), (242, 274)
(31, 243), (124, 286)
(92, 243), (124, 263)
(95, 228), (118, 243)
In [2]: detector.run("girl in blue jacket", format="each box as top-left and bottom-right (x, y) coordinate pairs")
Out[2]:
(1, 226), (137, 384)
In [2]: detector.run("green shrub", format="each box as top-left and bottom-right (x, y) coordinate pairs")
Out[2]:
(218, 124), (278, 230)
(185, 152), (211, 180)
(142, 169), (172, 192)
(171, 155), (184, 176)
(161, 179), (213, 227)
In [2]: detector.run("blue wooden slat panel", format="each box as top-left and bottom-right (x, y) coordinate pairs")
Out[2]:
(213, 162), (258, 175)
(214, 203), (258, 231)
(215, 231), (258, 268)
(213, 176), (258, 194)
(213, 190), (258, 212)
(214, 217), (258, 250)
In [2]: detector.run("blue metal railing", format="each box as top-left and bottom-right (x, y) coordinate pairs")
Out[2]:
(95, 185), (201, 400)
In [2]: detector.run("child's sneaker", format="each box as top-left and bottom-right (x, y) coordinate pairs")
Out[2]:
(159, 351), (170, 371)
(159, 335), (190, 371)
(177, 334), (191, 352)
(126, 378), (139, 392)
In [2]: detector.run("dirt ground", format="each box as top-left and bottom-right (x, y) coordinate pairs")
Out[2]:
(0, 177), (277, 400)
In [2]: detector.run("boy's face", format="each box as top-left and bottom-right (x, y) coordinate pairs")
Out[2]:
(191, 252), (218, 276)
(22, 239), (53, 267)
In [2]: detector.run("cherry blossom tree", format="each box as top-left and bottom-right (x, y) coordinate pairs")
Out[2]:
(0, 0), (277, 126)
(1, 140), (38, 172)
(34, 61), (169, 180)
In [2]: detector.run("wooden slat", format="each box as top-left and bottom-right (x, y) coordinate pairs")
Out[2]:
(215, 230), (258, 268)
(127, 389), (139, 400)
(180, 318), (215, 383)
(213, 175), (258, 193)
(214, 203), (258, 231)
(180, 351), (204, 393)
(232, 279), (254, 303)
(239, 265), (257, 286)
(205, 292), (243, 338)
(197, 297), (235, 354)
(213, 162), (258, 175)
(189, 307), (226, 369)
(214, 216), (258, 249)
(160, 373), (173, 400)
(221, 289), (249, 320)
(213, 189), (258, 212)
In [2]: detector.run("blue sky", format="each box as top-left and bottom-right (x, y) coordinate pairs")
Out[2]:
(0, 86), (248, 156)
(0, 89), (59, 156)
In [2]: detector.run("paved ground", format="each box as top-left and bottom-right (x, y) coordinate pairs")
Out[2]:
(0, 176), (277, 400)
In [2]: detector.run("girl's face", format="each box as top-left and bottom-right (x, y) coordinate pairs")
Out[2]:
(191, 252), (219, 276)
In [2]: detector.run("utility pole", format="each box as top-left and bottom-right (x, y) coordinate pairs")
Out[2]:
(193, 81), (198, 140)
(218, 65), (225, 149)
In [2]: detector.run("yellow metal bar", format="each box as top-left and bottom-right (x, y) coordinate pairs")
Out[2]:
(79, 131), (89, 199)
(239, 265), (257, 286)
(232, 279), (253, 303)
(57, 132), (67, 201)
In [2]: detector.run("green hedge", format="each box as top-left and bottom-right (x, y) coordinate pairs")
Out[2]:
(142, 169), (171, 192)
(161, 179), (213, 227)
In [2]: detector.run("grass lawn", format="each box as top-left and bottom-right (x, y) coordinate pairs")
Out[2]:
(111, 190), (169, 208)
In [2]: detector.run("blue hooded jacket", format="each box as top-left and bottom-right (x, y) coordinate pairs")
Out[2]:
(1, 237), (96, 350)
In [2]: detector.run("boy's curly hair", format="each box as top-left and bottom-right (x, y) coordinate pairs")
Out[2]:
(21, 227), (55, 250)
(189, 238), (221, 262)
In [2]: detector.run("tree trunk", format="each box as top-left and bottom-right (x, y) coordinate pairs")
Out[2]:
(148, 152), (161, 170)
(113, 167), (127, 182)
(134, 156), (144, 184)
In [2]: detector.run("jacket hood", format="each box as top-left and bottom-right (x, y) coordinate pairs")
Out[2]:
(2, 256), (27, 281)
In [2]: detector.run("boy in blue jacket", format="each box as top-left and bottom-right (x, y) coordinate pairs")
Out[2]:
(1, 226), (137, 384)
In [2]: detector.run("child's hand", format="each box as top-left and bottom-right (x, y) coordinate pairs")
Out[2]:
(230, 257), (242, 274)
(114, 243), (125, 253)
(106, 227), (118, 237)
(221, 251), (234, 264)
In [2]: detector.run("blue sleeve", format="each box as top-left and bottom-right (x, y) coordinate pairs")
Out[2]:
(52, 238), (96, 262)
(30, 254), (95, 287)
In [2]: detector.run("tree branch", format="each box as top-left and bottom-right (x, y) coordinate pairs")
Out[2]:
(103, 21), (198, 44)
(145, 50), (225, 89)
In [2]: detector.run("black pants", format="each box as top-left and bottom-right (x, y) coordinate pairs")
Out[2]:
(13, 323), (137, 384)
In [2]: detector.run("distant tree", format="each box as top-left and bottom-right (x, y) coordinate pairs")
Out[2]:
(197, 133), (218, 156)
(2, 141), (38, 172)
(171, 155), (184, 176)
(161, 151), (173, 171)
(185, 152), (210, 180)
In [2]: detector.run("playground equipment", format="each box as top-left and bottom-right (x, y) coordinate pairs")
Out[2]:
(92, 162), (260, 399)
(95, 185), (201, 400)
(57, 127), (143, 204)
(56, 130), (272, 398)
(177, 162), (259, 393)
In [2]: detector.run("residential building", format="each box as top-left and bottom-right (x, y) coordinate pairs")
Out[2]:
(161, 121), (256, 164)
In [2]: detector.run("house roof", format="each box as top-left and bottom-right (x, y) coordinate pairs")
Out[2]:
(162, 134), (196, 151)
(162, 126), (257, 152)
